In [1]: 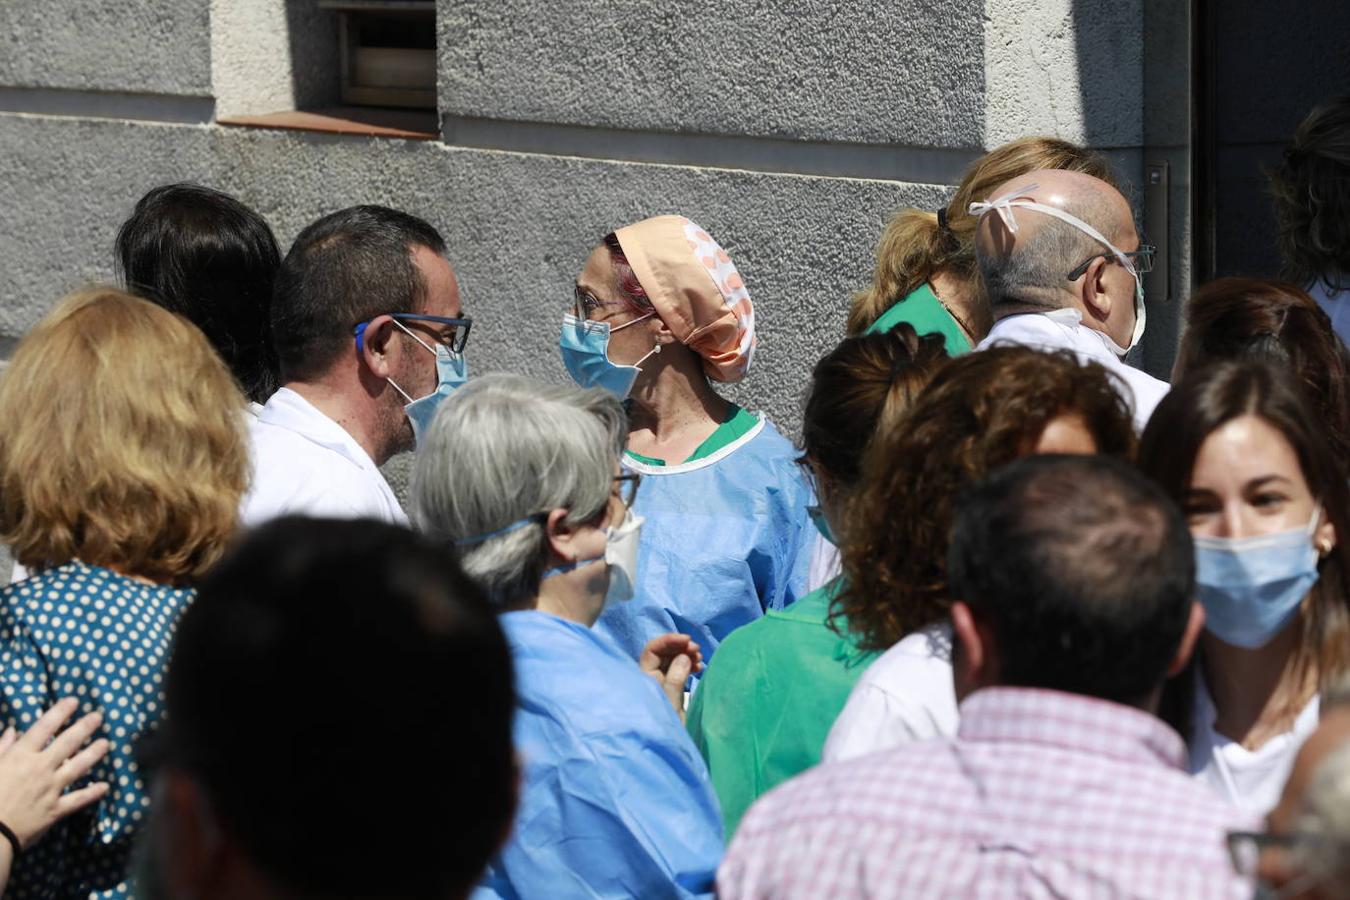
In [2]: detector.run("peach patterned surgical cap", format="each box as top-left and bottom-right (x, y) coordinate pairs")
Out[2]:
(613, 215), (757, 383)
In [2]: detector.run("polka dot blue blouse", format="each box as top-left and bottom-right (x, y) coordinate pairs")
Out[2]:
(0, 561), (193, 899)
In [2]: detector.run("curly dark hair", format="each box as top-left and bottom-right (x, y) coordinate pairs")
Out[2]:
(1271, 97), (1350, 290)
(835, 346), (1137, 652)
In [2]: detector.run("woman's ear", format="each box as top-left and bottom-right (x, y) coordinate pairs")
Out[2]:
(543, 508), (577, 565)
(1317, 512), (1337, 557)
(650, 312), (678, 345)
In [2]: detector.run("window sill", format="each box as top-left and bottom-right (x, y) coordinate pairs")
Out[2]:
(217, 107), (438, 140)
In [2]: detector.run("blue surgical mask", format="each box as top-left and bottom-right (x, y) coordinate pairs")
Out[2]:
(807, 505), (835, 545)
(387, 320), (468, 448)
(1193, 508), (1323, 649)
(559, 312), (660, 399)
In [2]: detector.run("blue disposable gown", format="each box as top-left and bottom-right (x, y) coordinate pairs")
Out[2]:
(475, 611), (724, 900)
(596, 415), (815, 661)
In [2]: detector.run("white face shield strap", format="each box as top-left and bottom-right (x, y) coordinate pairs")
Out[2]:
(970, 184), (1146, 356)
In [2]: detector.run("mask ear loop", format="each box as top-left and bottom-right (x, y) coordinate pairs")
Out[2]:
(969, 187), (1137, 275)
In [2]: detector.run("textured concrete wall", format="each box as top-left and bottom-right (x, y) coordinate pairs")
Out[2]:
(440, 1), (986, 147)
(212, 0), (341, 118)
(0, 0), (211, 95)
(0, 113), (939, 438)
(984, 0), (1143, 149)
(0, 0), (1174, 583)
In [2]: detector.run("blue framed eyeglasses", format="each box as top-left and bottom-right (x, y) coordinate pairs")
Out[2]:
(354, 313), (473, 355)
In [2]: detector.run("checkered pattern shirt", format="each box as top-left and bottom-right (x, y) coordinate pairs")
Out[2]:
(719, 687), (1257, 899)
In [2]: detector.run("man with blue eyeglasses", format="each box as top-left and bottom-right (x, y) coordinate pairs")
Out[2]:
(970, 168), (1168, 432)
(241, 205), (471, 527)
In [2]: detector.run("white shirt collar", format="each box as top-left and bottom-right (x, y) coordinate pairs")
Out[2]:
(257, 387), (383, 474)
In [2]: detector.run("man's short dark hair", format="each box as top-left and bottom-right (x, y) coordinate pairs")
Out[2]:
(272, 205), (447, 381)
(162, 517), (514, 899)
(115, 183), (282, 403)
(947, 454), (1195, 705)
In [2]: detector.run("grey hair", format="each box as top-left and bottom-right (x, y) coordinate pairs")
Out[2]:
(978, 190), (1121, 309)
(410, 373), (626, 608)
(1292, 741), (1350, 898)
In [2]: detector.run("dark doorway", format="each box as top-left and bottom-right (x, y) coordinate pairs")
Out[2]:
(1192, 0), (1350, 284)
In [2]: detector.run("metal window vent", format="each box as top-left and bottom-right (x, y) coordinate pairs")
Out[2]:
(318, 0), (436, 110)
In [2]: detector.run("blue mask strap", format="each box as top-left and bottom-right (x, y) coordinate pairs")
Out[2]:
(542, 554), (604, 580)
(455, 513), (545, 547)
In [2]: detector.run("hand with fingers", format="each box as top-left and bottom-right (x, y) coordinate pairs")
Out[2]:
(638, 633), (704, 721)
(0, 698), (110, 857)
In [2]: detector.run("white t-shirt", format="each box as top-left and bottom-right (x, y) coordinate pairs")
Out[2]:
(976, 309), (1170, 433)
(805, 533), (841, 593)
(821, 622), (959, 763)
(1189, 671), (1320, 818)
(241, 387), (408, 527)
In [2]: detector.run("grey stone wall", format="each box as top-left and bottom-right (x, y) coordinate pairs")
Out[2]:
(0, 0), (211, 96)
(0, 0), (1174, 550)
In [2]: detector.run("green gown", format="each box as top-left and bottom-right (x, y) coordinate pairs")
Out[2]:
(685, 580), (876, 836)
(865, 282), (972, 355)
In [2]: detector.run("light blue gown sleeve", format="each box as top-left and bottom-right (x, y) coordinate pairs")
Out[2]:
(599, 420), (818, 661)
(479, 616), (724, 899)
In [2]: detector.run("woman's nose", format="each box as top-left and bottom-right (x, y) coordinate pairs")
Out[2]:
(1213, 505), (1250, 539)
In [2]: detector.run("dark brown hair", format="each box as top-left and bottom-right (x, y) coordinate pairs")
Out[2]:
(837, 346), (1137, 651)
(1271, 97), (1350, 290)
(802, 324), (950, 488)
(1139, 361), (1350, 739)
(1174, 277), (1350, 463)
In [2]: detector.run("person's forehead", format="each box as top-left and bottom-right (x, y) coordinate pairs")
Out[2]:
(414, 247), (460, 316)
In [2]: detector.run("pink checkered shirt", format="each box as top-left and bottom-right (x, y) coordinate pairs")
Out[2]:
(719, 687), (1258, 899)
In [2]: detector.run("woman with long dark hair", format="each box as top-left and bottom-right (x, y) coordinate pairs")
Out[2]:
(1139, 361), (1350, 816)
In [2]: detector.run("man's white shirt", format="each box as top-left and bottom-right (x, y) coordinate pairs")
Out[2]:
(976, 308), (1169, 432)
(241, 387), (408, 527)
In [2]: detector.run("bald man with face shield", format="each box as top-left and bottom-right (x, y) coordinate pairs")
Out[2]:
(971, 169), (1168, 431)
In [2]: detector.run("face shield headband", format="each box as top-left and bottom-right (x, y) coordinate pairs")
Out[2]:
(970, 183), (1146, 356)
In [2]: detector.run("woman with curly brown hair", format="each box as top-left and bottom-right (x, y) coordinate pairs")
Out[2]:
(821, 345), (1136, 763)
(1271, 97), (1350, 346)
(849, 137), (1118, 350)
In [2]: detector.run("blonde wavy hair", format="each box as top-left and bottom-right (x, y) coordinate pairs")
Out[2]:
(0, 289), (249, 584)
(847, 137), (1120, 335)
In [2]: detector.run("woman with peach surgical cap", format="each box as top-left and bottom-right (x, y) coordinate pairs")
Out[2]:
(561, 216), (815, 664)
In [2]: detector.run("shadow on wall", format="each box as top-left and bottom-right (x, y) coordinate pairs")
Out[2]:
(285, 0), (342, 109)
(1069, 0), (1181, 378)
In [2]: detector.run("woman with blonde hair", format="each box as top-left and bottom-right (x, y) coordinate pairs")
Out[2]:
(0, 288), (249, 897)
(849, 136), (1119, 349)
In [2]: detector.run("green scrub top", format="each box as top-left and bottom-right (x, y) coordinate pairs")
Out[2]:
(625, 405), (760, 467)
(865, 282), (972, 356)
(685, 579), (877, 837)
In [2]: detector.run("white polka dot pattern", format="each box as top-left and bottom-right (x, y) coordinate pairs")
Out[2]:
(0, 561), (194, 899)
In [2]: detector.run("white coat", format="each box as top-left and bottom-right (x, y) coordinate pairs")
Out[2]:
(240, 388), (408, 527)
(976, 309), (1169, 432)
